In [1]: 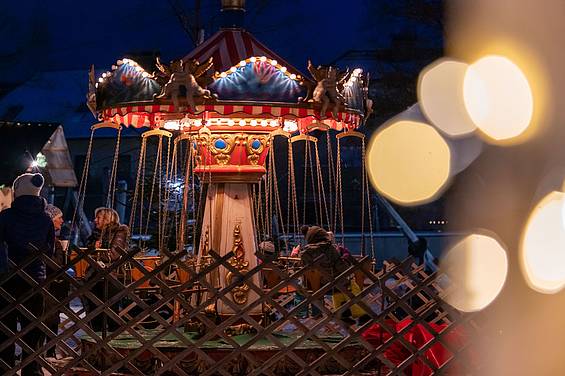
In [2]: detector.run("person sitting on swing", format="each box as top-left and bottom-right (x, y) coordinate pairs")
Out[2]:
(84, 207), (129, 333)
(299, 225), (367, 324)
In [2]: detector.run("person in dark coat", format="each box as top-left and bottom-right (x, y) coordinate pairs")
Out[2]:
(0, 173), (54, 376)
(44, 204), (69, 358)
(84, 207), (129, 333)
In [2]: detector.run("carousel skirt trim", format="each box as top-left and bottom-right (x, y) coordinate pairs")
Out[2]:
(101, 104), (361, 130)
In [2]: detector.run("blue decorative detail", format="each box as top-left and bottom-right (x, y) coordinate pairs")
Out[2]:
(251, 139), (261, 150)
(210, 61), (306, 103)
(192, 142), (197, 149)
(214, 139), (227, 149)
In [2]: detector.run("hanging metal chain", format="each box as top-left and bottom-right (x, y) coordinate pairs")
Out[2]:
(362, 136), (376, 261)
(142, 135), (164, 249)
(326, 131), (335, 232)
(129, 136), (147, 236)
(288, 139), (299, 240)
(308, 139), (321, 226)
(70, 128), (95, 239)
(268, 136), (289, 253)
(335, 136), (345, 244)
(106, 127), (122, 208)
(314, 140), (330, 229)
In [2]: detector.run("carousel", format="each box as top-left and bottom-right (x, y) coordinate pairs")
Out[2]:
(74, 0), (376, 372)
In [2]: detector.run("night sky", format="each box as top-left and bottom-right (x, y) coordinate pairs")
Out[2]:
(0, 0), (443, 85)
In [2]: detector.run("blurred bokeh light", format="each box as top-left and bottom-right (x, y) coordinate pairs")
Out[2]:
(464, 55), (534, 141)
(418, 58), (477, 137)
(521, 191), (565, 294)
(366, 119), (451, 205)
(441, 233), (508, 312)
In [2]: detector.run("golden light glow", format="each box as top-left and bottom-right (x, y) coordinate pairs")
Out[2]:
(440, 233), (508, 312)
(521, 191), (565, 294)
(463, 55), (533, 141)
(418, 58), (477, 137)
(366, 120), (451, 205)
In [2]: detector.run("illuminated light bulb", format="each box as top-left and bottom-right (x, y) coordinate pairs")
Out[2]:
(521, 191), (565, 293)
(260, 56), (267, 62)
(220, 72), (227, 78)
(418, 58), (476, 137)
(261, 120), (268, 127)
(135, 66), (142, 72)
(280, 67), (287, 72)
(193, 119), (202, 127)
(367, 119), (451, 205)
(102, 73), (107, 78)
(350, 76), (356, 82)
(290, 74), (296, 80)
(98, 77), (104, 83)
(227, 119), (235, 126)
(230, 67), (237, 73)
(95, 83), (99, 88)
(269, 120), (278, 127)
(238, 119), (246, 126)
(353, 68), (363, 75)
(163, 120), (180, 130)
(112, 65), (118, 70)
(283, 120), (298, 133)
(250, 57), (257, 63)
(270, 60), (277, 66)
(239, 60), (246, 67)
(116, 60), (123, 66)
(440, 233), (508, 312)
(463, 55), (534, 141)
(30, 161), (39, 168)
(142, 72), (149, 78)
(122, 58), (129, 64)
(250, 120), (258, 126)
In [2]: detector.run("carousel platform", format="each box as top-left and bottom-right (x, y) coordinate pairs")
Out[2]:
(67, 328), (371, 375)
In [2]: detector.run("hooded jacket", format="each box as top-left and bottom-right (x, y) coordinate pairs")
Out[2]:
(0, 196), (55, 281)
(300, 226), (349, 285)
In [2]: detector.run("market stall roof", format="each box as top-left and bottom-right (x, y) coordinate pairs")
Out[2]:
(0, 122), (77, 187)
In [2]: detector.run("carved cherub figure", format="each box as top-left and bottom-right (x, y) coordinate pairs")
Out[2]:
(306, 60), (350, 119)
(154, 56), (214, 109)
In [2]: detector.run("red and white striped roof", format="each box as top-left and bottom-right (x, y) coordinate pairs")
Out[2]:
(102, 104), (361, 131)
(183, 29), (304, 77)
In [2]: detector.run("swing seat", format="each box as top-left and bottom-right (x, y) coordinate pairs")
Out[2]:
(130, 256), (162, 289)
(70, 248), (89, 279)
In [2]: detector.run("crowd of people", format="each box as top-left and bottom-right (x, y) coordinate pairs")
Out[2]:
(0, 173), (415, 375)
(0, 173), (130, 376)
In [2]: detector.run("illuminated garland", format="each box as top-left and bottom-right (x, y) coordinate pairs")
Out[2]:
(213, 56), (302, 82)
(95, 58), (151, 88)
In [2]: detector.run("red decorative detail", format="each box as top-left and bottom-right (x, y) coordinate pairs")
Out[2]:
(102, 105), (360, 130)
(183, 29), (305, 79)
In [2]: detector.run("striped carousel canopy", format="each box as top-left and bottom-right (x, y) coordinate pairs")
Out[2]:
(92, 28), (368, 131)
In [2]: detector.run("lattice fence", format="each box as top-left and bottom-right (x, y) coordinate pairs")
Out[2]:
(0, 247), (480, 375)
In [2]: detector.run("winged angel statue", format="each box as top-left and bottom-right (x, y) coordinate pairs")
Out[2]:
(306, 60), (350, 119)
(154, 56), (215, 110)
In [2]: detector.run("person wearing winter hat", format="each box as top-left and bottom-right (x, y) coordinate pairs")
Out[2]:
(0, 173), (54, 375)
(44, 204), (69, 358)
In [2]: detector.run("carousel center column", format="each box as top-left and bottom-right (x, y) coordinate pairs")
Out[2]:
(193, 124), (271, 316)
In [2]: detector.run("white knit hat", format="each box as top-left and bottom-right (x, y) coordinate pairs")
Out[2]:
(13, 173), (44, 197)
(45, 204), (63, 219)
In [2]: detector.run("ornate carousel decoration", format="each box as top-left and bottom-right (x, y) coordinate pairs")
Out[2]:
(88, 11), (372, 316)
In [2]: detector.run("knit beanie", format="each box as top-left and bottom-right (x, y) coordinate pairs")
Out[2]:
(45, 204), (63, 220)
(13, 173), (44, 197)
